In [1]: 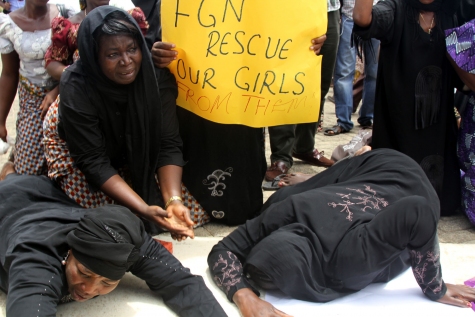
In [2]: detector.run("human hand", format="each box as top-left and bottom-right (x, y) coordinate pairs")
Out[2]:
(310, 34), (327, 55)
(144, 204), (194, 240)
(355, 145), (372, 156)
(151, 41), (178, 68)
(437, 283), (475, 308)
(233, 288), (293, 317)
(167, 202), (194, 241)
(40, 87), (59, 119)
(3, 2), (11, 11)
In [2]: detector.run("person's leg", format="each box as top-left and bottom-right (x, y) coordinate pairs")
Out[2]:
(294, 10), (340, 153)
(358, 38), (380, 127)
(43, 101), (113, 208)
(330, 196), (439, 292)
(332, 14), (356, 133)
(267, 125), (294, 180)
(14, 77), (48, 175)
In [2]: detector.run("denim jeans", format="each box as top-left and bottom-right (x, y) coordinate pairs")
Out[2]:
(333, 14), (379, 131)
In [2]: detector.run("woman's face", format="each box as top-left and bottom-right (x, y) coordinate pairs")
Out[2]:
(65, 251), (120, 302)
(98, 34), (142, 85)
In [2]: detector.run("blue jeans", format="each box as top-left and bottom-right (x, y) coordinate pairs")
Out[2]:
(333, 14), (379, 131)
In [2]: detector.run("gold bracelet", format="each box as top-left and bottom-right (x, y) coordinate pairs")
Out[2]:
(165, 196), (183, 209)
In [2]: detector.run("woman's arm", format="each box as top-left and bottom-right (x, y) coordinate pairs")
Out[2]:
(157, 165), (194, 240)
(0, 52), (19, 142)
(131, 235), (227, 317)
(99, 174), (199, 236)
(39, 85), (59, 119)
(354, 0), (375, 27)
(46, 61), (67, 81)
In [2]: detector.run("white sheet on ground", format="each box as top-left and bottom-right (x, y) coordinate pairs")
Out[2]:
(0, 239), (473, 316)
(266, 254), (475, 317)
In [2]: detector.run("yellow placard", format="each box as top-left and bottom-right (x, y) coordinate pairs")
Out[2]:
(162, 0), (327, 127)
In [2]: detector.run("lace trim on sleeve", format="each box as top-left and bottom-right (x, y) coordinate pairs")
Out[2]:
(0, 14), (14, 54)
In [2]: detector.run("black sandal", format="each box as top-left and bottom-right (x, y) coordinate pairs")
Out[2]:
(262, 174), (286, 191)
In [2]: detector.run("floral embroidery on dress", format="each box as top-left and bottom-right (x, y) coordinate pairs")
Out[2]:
(203, 167), (233, 197)
(327, 185), (389, 221)
(212, 251), (243, 295)
(410, 243), (443, 295)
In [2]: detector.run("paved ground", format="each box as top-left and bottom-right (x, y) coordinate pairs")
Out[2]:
(1, 60), (474, 244)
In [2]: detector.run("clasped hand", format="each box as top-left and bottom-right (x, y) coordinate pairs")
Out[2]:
(145, 203), (194, 241)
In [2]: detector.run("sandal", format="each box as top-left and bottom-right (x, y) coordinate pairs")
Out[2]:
(262, 174), (286, 191)
(324, 125), (349, 136)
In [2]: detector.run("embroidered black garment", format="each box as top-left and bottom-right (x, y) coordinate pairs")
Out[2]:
(208, 149), (445, 303)
(0, 175), (226, 317)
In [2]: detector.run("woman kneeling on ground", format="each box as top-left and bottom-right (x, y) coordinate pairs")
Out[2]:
(43, 6), (193, 239)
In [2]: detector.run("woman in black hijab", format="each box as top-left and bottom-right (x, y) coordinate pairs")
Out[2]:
(0, 174), (226, 316)
(43, 6), (193, 238)
(208, 149), (475, 316)
(351, 0), (462, 217)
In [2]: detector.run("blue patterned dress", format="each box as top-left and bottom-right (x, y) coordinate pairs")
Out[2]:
(446, 19), (475, 225)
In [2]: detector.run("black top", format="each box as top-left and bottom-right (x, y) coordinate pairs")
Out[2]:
(58, 7), (184, 206)
(0, 174), (226, 317)
(457, 0), (475, 25)
(132, 0), (162, 50)
(353, 0), (461, 215)
(208, 149), (445, 303)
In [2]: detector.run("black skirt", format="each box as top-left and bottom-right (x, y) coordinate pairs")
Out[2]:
(177, 107), (267, 225)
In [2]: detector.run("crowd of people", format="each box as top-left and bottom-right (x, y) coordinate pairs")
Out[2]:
(1, 0), (475, 316)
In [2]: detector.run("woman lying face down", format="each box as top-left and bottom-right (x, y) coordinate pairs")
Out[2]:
(208, 149), (475, 317)
(0, 174), (226, 316)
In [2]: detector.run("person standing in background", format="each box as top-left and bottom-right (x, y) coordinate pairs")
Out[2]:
(324, 0), (380, 136)
(264, 0), (340, 182)
(0, 0), (24, 14)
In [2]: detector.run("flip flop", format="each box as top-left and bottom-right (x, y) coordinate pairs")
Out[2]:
(262, 174), (286, 191)
(324, 125), (348, 136)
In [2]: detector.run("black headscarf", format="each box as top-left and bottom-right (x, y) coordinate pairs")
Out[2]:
(404, 0), (442, 11)
(68, 6), (163, 206)
(404, 0), (459, 15)
(67, 205), (145, 280)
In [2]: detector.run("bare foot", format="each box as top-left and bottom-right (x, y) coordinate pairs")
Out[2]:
(355, 145), (372, 156)
(278, 173), (313, 187)
(0, 162), (15, 181)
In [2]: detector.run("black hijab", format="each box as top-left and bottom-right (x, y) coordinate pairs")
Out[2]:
(67, 205), (144, 280)
(68, 6), (163, 206)
(404, 0), (459, 15)
(404, 0), (442, 11)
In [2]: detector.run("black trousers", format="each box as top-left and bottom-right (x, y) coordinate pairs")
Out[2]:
(268, 10), (341, 167)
